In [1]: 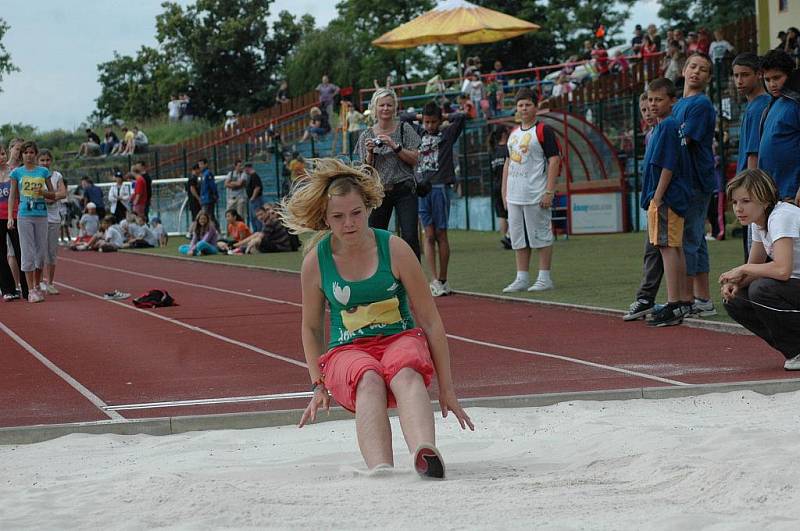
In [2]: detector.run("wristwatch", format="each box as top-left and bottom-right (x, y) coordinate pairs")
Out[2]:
(393, 144), (402, 153)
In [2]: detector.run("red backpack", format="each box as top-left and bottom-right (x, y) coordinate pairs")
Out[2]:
(535, 121), (563, 176)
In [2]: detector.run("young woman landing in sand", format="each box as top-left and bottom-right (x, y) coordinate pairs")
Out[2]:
(284, 158), (474, 478)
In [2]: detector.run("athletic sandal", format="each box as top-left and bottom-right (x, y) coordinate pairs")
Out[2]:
(413, 444), (446, 480)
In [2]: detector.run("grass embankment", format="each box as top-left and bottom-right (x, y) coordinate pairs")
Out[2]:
(127, 230), (743, 322)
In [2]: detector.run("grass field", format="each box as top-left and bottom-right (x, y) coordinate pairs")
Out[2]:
(128, 229), (744, 322)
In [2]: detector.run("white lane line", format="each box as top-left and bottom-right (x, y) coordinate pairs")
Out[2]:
(0, 320), (124, 421)
(59, 257), (686, 387)
(106, 391), (314, 411)
(448, 334), (689, 386)
(55, 281), (308, 369)
(58, 257), (302, 308)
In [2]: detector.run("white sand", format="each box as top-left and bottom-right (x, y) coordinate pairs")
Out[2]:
(2, 391), (800, 530)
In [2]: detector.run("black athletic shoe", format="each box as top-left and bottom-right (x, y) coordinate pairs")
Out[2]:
(647, 302), (686, 327)
(413, 444), (446, 479)
(501, 236), (512, 250)
(623, 298), (654, 321)
(3, 290), (21, 302)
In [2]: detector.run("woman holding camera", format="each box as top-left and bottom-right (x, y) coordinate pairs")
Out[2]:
(357, 88), (421, 257)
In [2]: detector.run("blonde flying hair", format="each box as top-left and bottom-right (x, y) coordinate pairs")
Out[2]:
(368, 87), (398, 120)
(280, 158), (384, 252)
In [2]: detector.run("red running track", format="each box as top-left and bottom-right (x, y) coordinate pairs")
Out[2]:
(0, 250), (791, 429)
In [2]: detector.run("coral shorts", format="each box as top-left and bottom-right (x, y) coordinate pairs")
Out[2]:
(318, 328), (435, 413)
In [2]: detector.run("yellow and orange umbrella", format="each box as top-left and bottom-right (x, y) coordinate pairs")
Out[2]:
(372, 0), (540, 49)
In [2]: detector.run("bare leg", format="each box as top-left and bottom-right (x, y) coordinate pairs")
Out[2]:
(514, 247), (531, 272)
(693, 272), (711, 300)
(34, 269), (43, 287)
(354, 371), (393, 469)
(8, 255), (20, 287)
(499, 218), (508, 236)
(389, 368), (435, 454)
(435, 230), (450, 280)
(423, 226), (437, 279)
(46, 263), (56, 284)
(537, 244), (553, 272)
(24, 271), (36, 292)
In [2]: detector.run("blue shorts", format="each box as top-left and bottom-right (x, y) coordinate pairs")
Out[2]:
(418, 185), (450, 230)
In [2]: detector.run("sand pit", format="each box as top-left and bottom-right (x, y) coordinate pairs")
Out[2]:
(2, 390), (800, 529)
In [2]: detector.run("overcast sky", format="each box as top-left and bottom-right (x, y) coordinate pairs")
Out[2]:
(0, 0), (659, 132)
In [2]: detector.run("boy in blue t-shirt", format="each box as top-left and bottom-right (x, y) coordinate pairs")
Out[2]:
(640, 79), (692, 327)
(758, 50), (800, 204)
(732, 52), (771, 260)
(671, 52), (717, 317)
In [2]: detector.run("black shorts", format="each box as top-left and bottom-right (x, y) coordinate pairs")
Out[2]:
(492, 181), (508, 219)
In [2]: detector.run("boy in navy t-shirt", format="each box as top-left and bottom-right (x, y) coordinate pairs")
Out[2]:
(758, 50), (800, 204)
(732, 52), (771, 260)
(641, 79), (692, 327)
(672, 52), (717, 317)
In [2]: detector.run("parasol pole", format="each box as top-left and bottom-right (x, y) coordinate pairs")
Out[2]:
(457, 44), (463, 81)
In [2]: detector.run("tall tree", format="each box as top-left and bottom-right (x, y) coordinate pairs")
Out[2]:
(0, 17), (19, 93)
(93, 0), (312, 122)
(657, 0), (756, 32)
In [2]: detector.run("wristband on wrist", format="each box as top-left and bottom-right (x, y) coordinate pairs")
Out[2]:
(393, 144), (402, 153)
(310, 376), (325, 392)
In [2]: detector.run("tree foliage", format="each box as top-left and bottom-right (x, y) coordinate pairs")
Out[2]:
(657, 0), (756, 32)
(94, 0), (312, 122)
(0, 17), (19, 93)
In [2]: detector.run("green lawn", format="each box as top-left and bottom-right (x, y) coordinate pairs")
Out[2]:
(127, 229), (744, 322)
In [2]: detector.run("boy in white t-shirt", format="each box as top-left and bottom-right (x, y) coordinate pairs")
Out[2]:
(501, 88), (561, 292)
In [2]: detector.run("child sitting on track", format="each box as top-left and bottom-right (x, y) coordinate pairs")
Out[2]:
(283, 158), (473, 479)
(721, 169), (800, 371)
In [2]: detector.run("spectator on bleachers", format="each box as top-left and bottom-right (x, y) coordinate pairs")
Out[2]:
(179, 210), (219, 256)
(551, 74), (575, 101)
(758, 49), (800, 205)
(709, 29), (735, 64)
(243, 163), (263, 232)
(631, 24), (644, 54)
(344, 100), (367, 132)
(464, 70), (486, 118)
(663, 41), (686, 86)
(697, 29), (711, 55)
(640, 35), (659, 58)
(316, 75), (340, 124)
(76, 128), (102, 158)
(133, 127), (149, 153)
(456, 93), (477, 119)
(647, 24), (662, 51)
(581, 40), (593, 61)
(107, 170), (131, 224)
(168, 94), (181, 122)
(117, 126), (135, 156)
(299, 107), (331, 143)
(80, 177), (106, 219)
(180, 93), (194, 122)
(673, 29), (687, 53)
(686, 32), (700, 54)
(276, 80), (290, 105)
(610, 49), (631, 74)
(224, 160), (247, 220)
(100, 127), (119, 157)
(591, 41), (610, 76)
(223, 110), (239, 135)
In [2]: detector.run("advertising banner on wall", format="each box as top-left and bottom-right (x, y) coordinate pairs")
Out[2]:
(570, 192), (624, 234)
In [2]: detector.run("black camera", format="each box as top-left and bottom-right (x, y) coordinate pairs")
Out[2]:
(373, 138), (384, 148)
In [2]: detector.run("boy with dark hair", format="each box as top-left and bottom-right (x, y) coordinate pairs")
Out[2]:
(186, 163), (202, 226)
(672, 52), (717, 317)
(641, 78), (692, 326)
(758, 49), (800, 205)
(402, 100), (466, 296)
(198, 158), (218, 225)
(501, 88), (560, 292)
(732, 52), (770, 260)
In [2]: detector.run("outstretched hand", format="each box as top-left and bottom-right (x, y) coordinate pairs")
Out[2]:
(298, 388), (330, 428)
(438, 388), (474, 431)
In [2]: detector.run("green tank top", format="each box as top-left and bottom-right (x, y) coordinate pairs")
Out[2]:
(318, 228), (415, 349)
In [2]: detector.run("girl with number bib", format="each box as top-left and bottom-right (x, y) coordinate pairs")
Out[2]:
(7, 141), (55, 303)
(284, 159), (473, 479)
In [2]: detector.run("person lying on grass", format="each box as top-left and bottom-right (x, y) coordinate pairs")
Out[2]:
(720, 168), (800, 371)
(282, 158), (473, 479)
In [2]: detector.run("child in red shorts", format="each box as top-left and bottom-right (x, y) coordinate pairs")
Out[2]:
(284, 159), (474, 479)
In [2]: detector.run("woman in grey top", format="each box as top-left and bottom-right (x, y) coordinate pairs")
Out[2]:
(357, 88), (421, 257)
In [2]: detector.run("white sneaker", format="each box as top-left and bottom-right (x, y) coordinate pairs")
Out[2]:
(528, 278), (554, 291)
(439, 280), (452, 295)
(502, 278), (530, 293)
(429, 279), (445, 297)
(784, 354), (800, 371)
(45, 284), (60, 295)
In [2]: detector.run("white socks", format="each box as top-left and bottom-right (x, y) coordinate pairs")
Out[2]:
(537, 270), (551, 282)
(515, 271), (530, 282)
